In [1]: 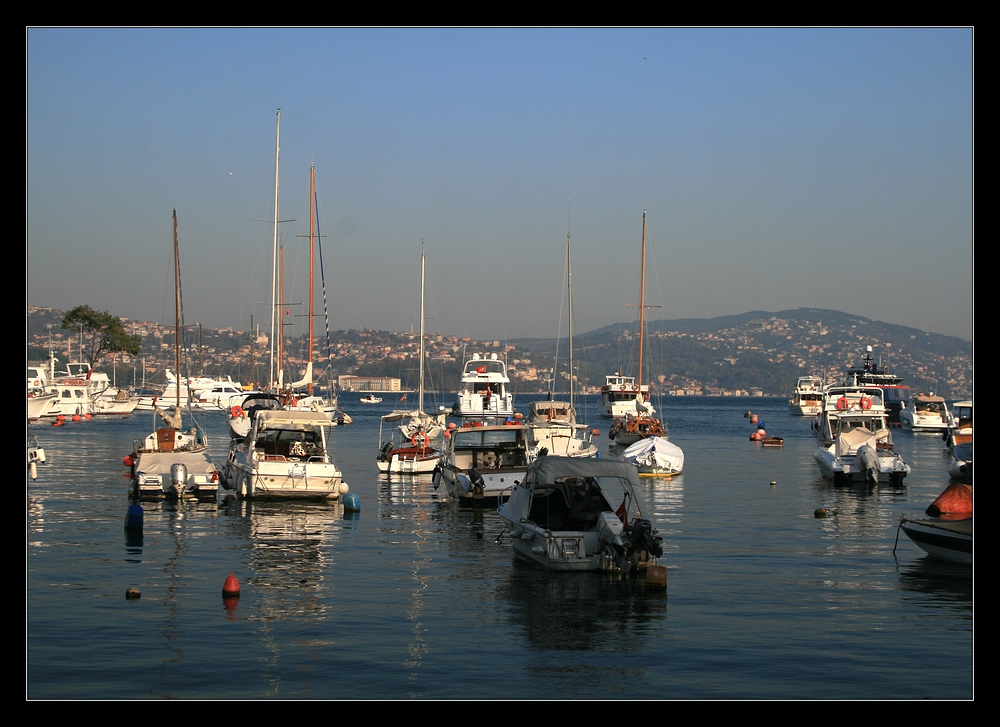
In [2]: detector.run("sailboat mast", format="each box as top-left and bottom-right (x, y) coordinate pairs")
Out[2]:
(278, 245), (285, 381)
(308, 164), (316, 395)
(637, 210), (647, 391)
(173, 208), (181, 412)
(567, 230), (573, 407)
(418, 242), (426, 414)
(269, 109), (280, 388)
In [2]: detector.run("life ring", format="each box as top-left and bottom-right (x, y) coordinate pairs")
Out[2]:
(230, 405), (245, 419)
(859, 397), (872, 410)
(620, 384), (628, 391)
(836, 397), (849, 410)
(411, 432), (428, 448)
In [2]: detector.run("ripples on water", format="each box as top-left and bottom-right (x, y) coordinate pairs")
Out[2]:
(27, 396), (971, 699)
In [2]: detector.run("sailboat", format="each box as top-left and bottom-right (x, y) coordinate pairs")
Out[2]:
(525, 227), (598, 458)
(608, 210), (670, 448)
(127, 210), (218, 500)
(377, 244), (447, 474)
(227, 129), (348, 441)
(219, 112), (349, 501)
(275, 163), (346, 422)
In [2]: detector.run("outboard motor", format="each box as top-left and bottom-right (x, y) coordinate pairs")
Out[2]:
(170, 462), (188, 495)
(468, 468), (486, 499)
(629, 518), (663, 558)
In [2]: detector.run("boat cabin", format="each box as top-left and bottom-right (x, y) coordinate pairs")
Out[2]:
(446, 424), (529, 471)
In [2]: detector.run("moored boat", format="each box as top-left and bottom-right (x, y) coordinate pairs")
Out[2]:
(599, 373), (653, 420)
(433, 421), (530, 503)
(812, 386), (911, 485)
(789, 376), (824, 417)
(618, 436), (684, 476)
(898, 517), (971, 564)
(360, 394), (382, 404)
(497, 456), (663, 573)
(606, 210), (671, 450)
(899, 394), (952, 432)
(525, 401), (598, 459)
(376, 245), (447, 475)
(222, 408), (348, 500)
(127, 210), (218, 500)
(525, 229), (598, 460)
(944, 400), (972, 450)
(843, 346), (910, 423)
(452, 353), (515, 421)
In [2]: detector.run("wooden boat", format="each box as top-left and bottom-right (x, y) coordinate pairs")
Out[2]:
(607, 210), (672, 449)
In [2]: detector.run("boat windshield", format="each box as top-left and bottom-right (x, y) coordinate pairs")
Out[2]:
(452, 428), (522, 448)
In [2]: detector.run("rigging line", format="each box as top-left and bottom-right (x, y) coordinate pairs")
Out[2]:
(314, 190), (334, 366)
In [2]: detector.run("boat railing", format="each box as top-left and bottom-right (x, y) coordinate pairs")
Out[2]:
(260, 453), (328, 463)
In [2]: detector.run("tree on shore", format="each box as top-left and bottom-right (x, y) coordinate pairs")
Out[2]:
(61, 305), (141, 365)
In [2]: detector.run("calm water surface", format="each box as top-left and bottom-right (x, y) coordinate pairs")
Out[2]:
(27, 395), (972, 699)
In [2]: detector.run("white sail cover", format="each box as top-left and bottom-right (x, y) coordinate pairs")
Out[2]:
(619, 436), (684, 475)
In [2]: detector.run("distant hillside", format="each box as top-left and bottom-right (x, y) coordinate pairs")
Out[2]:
(511, 308), (972, 399)
(28, 306), (972, 398)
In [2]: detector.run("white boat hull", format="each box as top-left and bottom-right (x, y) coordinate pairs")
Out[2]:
(813, 445), (910, 484)
(130, 449), (219, 499)
(619, 436), (684, 476)
(377, 447), (440, 474)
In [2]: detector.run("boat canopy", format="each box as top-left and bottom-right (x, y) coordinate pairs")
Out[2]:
(255, 410), (331, 430)
(527, 401), (577, 425)
(523, 456), (649, 517)
(835, 427), (877, 457)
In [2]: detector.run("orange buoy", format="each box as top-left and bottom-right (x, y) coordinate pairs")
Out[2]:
(223, 572), (240, 597)
(646, 565), (667, 589)
(926, 483), (972, 517)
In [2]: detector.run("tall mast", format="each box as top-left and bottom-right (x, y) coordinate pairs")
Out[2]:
(269, 109), (280, 387)
(308, 164), (316, 395)
(173, 208), (181, 412)
(567, 229), (573, 407)
(637, 210), (647, 392)
(278, 244), (285, 381)
(418, 242), (426, 414)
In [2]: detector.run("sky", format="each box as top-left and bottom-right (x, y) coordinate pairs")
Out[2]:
(27, 28), (973, 343)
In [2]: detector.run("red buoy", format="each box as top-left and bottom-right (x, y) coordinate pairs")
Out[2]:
(926, 483), (972, 518)
(223, 572), (240, 597)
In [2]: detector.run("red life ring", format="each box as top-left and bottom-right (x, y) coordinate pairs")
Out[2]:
(859, 397), (872, 410)
(620, 384), (627, 391)
(836, 397), (849, 410)
(411, 432), (428, 448)
(231, 405), (245, 419)
(476, 366), (487, 374)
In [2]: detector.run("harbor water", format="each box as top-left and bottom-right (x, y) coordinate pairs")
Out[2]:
(27, 395), (972, 699)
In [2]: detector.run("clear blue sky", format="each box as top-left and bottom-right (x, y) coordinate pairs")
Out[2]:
(27, 28), (973, 342)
